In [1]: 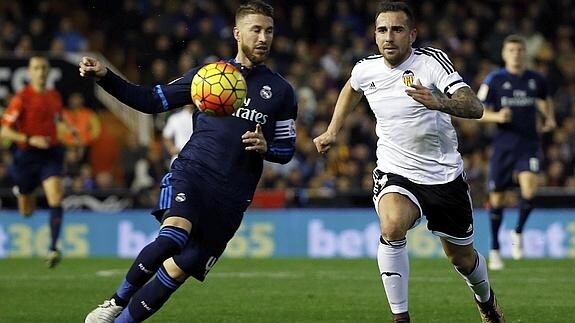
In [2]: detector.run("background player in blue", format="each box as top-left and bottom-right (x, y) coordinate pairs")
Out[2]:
(477, 34), (555, 270)
(81, 1), (297, 322)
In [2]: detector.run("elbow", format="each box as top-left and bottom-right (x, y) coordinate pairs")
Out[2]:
(474, 106), (484, 119)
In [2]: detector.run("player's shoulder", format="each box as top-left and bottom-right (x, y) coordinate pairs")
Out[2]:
(483, 68), (507, 84)
(524, 69), (546, 81)
(354, 54), (384, 67)
(413, 46), (455, 73)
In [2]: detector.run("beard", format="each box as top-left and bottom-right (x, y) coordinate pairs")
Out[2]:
(241, 43), (268, 65)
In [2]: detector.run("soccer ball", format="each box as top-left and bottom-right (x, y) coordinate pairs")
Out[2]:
(190, 61), (247, 117)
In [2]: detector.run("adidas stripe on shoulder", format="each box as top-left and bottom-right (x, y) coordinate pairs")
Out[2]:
(355, 54), (383, 66)
(414, 47), (455, 74)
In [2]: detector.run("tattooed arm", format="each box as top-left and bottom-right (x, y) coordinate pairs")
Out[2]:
(405, 81), (484, 119)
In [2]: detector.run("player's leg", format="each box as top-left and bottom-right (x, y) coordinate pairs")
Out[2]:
(42, 176), (64, 249)
(487, 149), (513, 270)
(442, 241), (504, 322)
(513, 170), (538, 259)
(85, 216), (191, 323)
(115, 195), (240, 323)
(112, 216), (191, 307)
(116, 239), (224, 322)
(16, 193), (36, 217)
(487, 191), (505, 270)
(373, 171), (420, 323)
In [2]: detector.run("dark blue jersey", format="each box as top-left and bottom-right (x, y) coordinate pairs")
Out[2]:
(98, 59), (297, 202)
(480, 68), (548, 148)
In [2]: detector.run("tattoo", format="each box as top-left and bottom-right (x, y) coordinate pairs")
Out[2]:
(435, 87), (483, 119)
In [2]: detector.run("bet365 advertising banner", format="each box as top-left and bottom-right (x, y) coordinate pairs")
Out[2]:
(0, 209), (574, 259)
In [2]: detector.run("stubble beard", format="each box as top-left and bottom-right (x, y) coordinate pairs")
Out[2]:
(241, 43), (268, 65)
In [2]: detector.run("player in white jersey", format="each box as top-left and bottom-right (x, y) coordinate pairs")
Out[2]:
(313, 2), (504, 323)
(162, 104), (194, 166)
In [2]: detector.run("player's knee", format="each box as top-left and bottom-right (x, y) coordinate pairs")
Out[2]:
(154, 226), (189, 256)
(379, 221), (408, 241)
(162, 258), (189, 282)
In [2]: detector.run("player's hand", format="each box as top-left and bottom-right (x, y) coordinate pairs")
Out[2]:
(497, 107), (512, 123)
(313, 131), (336, 154)
(405, 79), (442, 110)
(28, 135), (50, 149)
(79, 57), (107, 79)
(242, 123), (267, 154)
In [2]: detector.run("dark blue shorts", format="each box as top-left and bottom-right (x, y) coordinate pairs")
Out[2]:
(10, 146), (64, 194)
(152, 169), (250, 281)
(488, 145), (541, 192)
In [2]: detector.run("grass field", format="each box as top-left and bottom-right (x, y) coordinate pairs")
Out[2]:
(0, 258), (573, 322)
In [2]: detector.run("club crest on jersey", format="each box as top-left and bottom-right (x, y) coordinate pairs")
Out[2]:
(402, 70), (415, 87)
(175, 192), (186, 202)
(260, 85), (272, 99)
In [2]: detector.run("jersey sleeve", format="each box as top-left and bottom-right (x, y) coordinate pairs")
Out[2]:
(349, 63), (363, 92)
(477, 72), (497, 107)
(97, 68), (198, 114)
(422, 48), (468, 98)
(536, 73), (549, 99)
(264, 83), (297, 164)
(1, 93), (24, 127)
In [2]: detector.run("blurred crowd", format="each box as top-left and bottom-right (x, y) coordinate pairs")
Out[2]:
(1, 0), (575, 208)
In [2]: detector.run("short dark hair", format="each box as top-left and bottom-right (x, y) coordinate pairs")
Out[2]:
(236, 0), (274, 23)
(375, 1), (415, 28)
(503, 34), (526, 47)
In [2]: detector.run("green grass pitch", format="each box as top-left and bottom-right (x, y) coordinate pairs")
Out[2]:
(0, 258), (572, 322)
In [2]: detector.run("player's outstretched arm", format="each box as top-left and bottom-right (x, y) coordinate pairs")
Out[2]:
(313, 79), (363, 154)
(78, 57), (185, 114)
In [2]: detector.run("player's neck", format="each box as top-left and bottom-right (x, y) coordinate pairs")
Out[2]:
(30, 82), (47, 92)
(506, 65), (525, 76)
(234, 54), (258, 69)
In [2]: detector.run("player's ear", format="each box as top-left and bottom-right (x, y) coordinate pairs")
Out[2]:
(233, 26), (240, 42)
(409, 28), (417, 45)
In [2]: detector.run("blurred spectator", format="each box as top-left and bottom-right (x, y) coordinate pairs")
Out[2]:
(162, 105), (194, 166)
(62, 92), (102, 160)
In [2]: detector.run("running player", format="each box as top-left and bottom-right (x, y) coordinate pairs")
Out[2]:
(82, 1), (297, 322)
(313, 2), (504, 322)
(0, 56), (68, 268)
(477, 34), (555, 270)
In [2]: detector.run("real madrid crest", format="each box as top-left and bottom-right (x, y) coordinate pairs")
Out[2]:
(260, 85), (272, 99)
(402, 70), (415, 87)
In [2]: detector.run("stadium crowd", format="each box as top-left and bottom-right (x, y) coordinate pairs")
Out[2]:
(1, 0), (574, 208)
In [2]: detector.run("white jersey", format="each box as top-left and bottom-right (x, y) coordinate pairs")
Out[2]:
(162, 108), (194, 164)
(350, 47), (468, 184)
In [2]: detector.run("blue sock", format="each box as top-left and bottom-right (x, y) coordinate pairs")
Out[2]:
(489, 208), (503, 250)
(515, 198), (534, 233)
(112, 226), (188, 306)
(49, 206), (63, 251)
(116, 266), (184, 322)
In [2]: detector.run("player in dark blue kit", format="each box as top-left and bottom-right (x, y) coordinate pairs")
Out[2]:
(81, 1), (297, 322)
(477, 35), (555, 270)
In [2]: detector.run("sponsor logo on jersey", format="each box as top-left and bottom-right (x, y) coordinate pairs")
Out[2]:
(260, 85), (272, 99)
(402, 70), (415, 87)
(232, 105), (269, 124)
(368, 81), (376, 89)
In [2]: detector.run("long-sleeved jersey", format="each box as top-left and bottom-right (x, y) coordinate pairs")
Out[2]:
(98, 59), (297, 202)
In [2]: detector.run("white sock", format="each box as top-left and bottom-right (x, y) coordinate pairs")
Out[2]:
(456, 250), (491, 303)
(377, 237), (409, 314)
